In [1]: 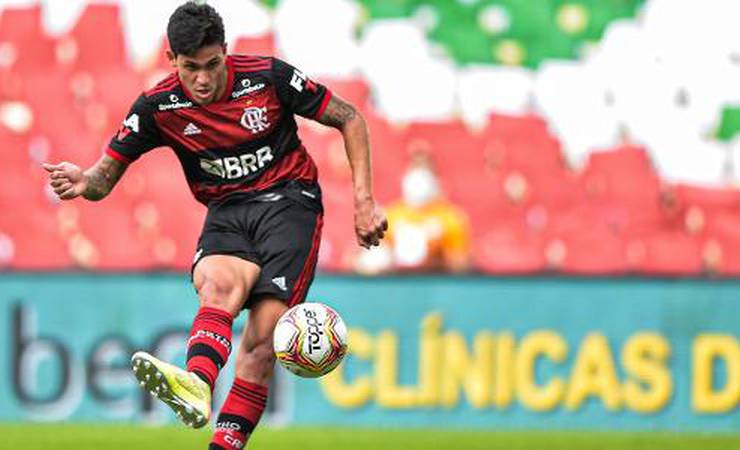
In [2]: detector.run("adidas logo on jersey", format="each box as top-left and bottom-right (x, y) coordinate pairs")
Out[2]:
(272, 276), (288, 292)
(183, 122), (202, 136)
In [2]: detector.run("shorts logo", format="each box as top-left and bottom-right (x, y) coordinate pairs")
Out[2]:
(240, 107), (270, 134)
(199, 146), (274, 179)
(272, 276), (288, 292)
(193, 248), (204, 264)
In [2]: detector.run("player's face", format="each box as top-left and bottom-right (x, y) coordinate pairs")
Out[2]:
(169, 44), (228, 105)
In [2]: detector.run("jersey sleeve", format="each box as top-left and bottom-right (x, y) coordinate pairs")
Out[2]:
(272, 57), (332, 119)
(106, 94), (163, 164)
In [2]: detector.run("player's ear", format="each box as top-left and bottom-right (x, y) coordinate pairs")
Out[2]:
(166, 50), (177, 69)
(221, 44), (227, 56)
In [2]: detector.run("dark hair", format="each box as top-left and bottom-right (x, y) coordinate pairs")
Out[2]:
(167, 1), (225, 56)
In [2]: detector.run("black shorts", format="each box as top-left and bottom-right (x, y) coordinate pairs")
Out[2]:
(192, 180), (323, 309)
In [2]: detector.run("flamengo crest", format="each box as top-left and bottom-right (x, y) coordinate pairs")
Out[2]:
(240, 106), (270, 134)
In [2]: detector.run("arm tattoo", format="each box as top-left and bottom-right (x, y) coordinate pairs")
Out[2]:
(318, 96), (357, 129)
(83, 156), (127, 201)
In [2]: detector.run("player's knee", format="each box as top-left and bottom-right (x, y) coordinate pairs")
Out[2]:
(194, 265), (244, 316)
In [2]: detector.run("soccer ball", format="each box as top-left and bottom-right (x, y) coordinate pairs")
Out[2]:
(273, 302), (348, 378)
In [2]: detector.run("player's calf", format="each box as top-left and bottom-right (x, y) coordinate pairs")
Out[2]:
(186, 306), (234, 390)
(211, 300), (281, 449)
(189, 256), (259, 390)
(210, 378), (268, 450)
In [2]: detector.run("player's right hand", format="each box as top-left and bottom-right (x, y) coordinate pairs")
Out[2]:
(354, 197), (388, 249)
(42, 162), (87, 200)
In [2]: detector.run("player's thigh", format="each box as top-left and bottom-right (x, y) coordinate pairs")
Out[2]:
(193, 254), (262, 316)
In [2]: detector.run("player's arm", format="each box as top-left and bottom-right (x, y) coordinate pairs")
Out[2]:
(42, 92), (162, 201)
(43, 155), (128, 201)
(317, 95), (388, 248)
(272, 57), (387, 248)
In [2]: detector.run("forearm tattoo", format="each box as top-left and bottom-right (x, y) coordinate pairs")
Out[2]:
(319, 96), (357, 129)
(83, 157), (126, 201)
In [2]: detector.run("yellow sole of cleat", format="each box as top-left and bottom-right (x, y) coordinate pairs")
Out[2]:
(130, 351), (209, 429)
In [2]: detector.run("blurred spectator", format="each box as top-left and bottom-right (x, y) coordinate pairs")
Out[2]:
(357, 151), (471, 273)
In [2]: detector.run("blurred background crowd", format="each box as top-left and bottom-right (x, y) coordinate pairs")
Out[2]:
(2, 0), (740, 276)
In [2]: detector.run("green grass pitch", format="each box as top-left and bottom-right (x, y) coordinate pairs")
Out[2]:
(2, 424), (739, 450)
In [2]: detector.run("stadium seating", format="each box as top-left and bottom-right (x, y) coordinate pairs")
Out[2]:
(0, 4), (55, 72)
(66, 4), (128, 72)
(2, 1), (740, 276)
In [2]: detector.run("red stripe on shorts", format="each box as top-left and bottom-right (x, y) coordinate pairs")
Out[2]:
(288, 214), (323, 307)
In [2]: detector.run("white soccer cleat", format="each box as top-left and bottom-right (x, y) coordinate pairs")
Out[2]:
(130, 351), (211, 429)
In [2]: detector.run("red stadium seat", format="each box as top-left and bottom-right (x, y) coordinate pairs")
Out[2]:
(580, 146), (665, 236)
(521, 201), (633, 274)
(148, 37), (172, 72)
(636, 230), (703, 275)
(404, 120), (484, 174)
(363, 112), (408, 204)
(671, 184), (740, 212)
(320, 78), (371, 111)
(0, 5), (55, 72)
(152, 200), (206, 267)
(0, 127), (31, 168)
(452, 170), (514, 238)
(581, 145), (661, 206)
(474, 219), (545, 273)
(555, 229), (627, 274)
(319, 178), (355, 272)
(486, 113), (549, 137)
(298, 119), (349, 184)
(66, 4), (127, 71)
(712, 234), (740, 276)
(233, 34), (276, 57)
(483, 114), (564, 172)
(480, 114), (579, 213)
(18, 70), (106, 168)
(74, 201), (150, 269)
(0, 202), (70, 269)
(92, 69), (145, 123)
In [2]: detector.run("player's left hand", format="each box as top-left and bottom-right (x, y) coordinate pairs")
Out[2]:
(354, 197), (388, 249)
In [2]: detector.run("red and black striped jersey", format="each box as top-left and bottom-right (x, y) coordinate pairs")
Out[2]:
(107, 55), (332, 205)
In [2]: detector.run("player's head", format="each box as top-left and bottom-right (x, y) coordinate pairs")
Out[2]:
(167, 1), (227, 105)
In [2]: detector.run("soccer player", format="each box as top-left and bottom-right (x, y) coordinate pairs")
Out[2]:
(42, 2), (387, 449)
